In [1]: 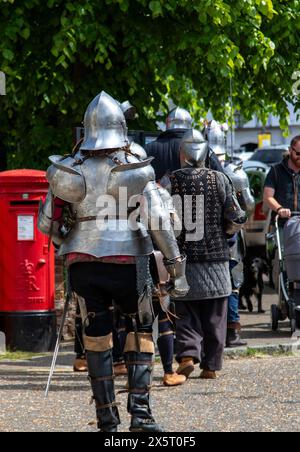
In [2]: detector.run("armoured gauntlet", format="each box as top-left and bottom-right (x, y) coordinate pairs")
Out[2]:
(163, 255), (189, 298)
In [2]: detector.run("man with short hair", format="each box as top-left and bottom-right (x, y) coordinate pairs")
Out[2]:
(264, 136), (300, 223)
(263, 136), (300, 299)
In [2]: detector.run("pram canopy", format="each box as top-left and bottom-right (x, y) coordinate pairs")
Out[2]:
(283, 216), (300, 281)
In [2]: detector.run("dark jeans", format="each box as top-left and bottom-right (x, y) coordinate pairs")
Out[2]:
(175, 298), (228, 371)
(228, 260), (240, 324)
(227, 292), (240, 323)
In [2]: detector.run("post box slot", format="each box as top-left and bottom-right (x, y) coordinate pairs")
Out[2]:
(10, 201), (39, 206)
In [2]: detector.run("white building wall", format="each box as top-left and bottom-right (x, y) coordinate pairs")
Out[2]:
(233, 125), (300, 149)
(231, 102), (300, 150)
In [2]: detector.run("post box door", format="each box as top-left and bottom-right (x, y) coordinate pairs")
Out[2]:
(0, 199), (54, 312)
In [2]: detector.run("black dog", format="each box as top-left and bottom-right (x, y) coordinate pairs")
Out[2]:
(239, 257), (268, 314)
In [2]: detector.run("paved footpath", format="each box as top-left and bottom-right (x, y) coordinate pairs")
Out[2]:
(0, 285), (300, 432)
(0, 350), (299, 432)
(228, 284), (300, 353)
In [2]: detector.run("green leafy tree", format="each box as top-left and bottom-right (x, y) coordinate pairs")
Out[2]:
(0, 0), (300, 169)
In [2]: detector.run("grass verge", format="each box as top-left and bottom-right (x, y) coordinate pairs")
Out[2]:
(0, 351), (45, 361)
(225, 347), (295, 359)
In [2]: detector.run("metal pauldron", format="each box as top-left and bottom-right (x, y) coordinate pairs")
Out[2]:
(46, 156), (86, 204)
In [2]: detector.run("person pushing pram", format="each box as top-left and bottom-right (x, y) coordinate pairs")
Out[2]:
(264, 135), (300, 334)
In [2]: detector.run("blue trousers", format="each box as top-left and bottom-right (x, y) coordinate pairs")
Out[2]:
(227, 292), (240, 323)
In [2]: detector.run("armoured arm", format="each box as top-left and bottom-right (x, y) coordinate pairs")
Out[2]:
(224, 162), (255, 215)
(38, 190), (64, 247)
(141, 181), (179, 259)
(157, 183), (181, 237)
(157, 185), (176, 215)
(221, 175), (247, 235)
(141, 181), (189, 297)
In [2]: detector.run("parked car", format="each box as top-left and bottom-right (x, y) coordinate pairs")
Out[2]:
(248, 145), (289, 166)
(243, 161), (271, 249)
(234, 143), (258, 162)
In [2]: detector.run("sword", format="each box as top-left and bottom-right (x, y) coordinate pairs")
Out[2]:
(45, 271), (72, 398)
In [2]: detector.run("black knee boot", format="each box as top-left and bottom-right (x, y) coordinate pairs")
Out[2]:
(125, 352), (164, 432)
(86, 349), (120, 432)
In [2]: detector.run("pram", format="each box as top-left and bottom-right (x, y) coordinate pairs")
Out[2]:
(270, 213), (300, 335)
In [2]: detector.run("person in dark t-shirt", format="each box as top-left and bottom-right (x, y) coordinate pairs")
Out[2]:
(264, 136), (300, 227)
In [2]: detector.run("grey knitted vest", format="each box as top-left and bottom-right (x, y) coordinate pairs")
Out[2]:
(170, 168), (229, 263)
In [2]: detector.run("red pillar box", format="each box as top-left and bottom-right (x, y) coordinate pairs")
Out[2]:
(0, 170), (56, 352)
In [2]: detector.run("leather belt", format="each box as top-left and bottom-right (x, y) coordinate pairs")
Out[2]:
(76, 216), (98, 222)
(99, 256), (136, 264)
(76, 215), (133, 222)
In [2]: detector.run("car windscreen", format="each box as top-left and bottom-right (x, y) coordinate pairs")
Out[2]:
(249, 148), (287, 164)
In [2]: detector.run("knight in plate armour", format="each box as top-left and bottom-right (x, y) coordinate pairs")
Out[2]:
(38, 91), (189, 432)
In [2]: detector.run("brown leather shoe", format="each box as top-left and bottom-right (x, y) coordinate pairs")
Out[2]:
(113, 362), (128, 376)
(163, 372), (186, 387)
(73, 358), (88, 372)
(176, 358), (195, 379)
(200, 369), (217, 379)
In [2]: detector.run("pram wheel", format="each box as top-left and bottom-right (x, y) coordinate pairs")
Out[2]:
(296, 306), (300, 330)
(271, 304), (279, 332)
(278, 285), (288, 320)
(289, 303), (296, 334)
(291, 318), (296, 334)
